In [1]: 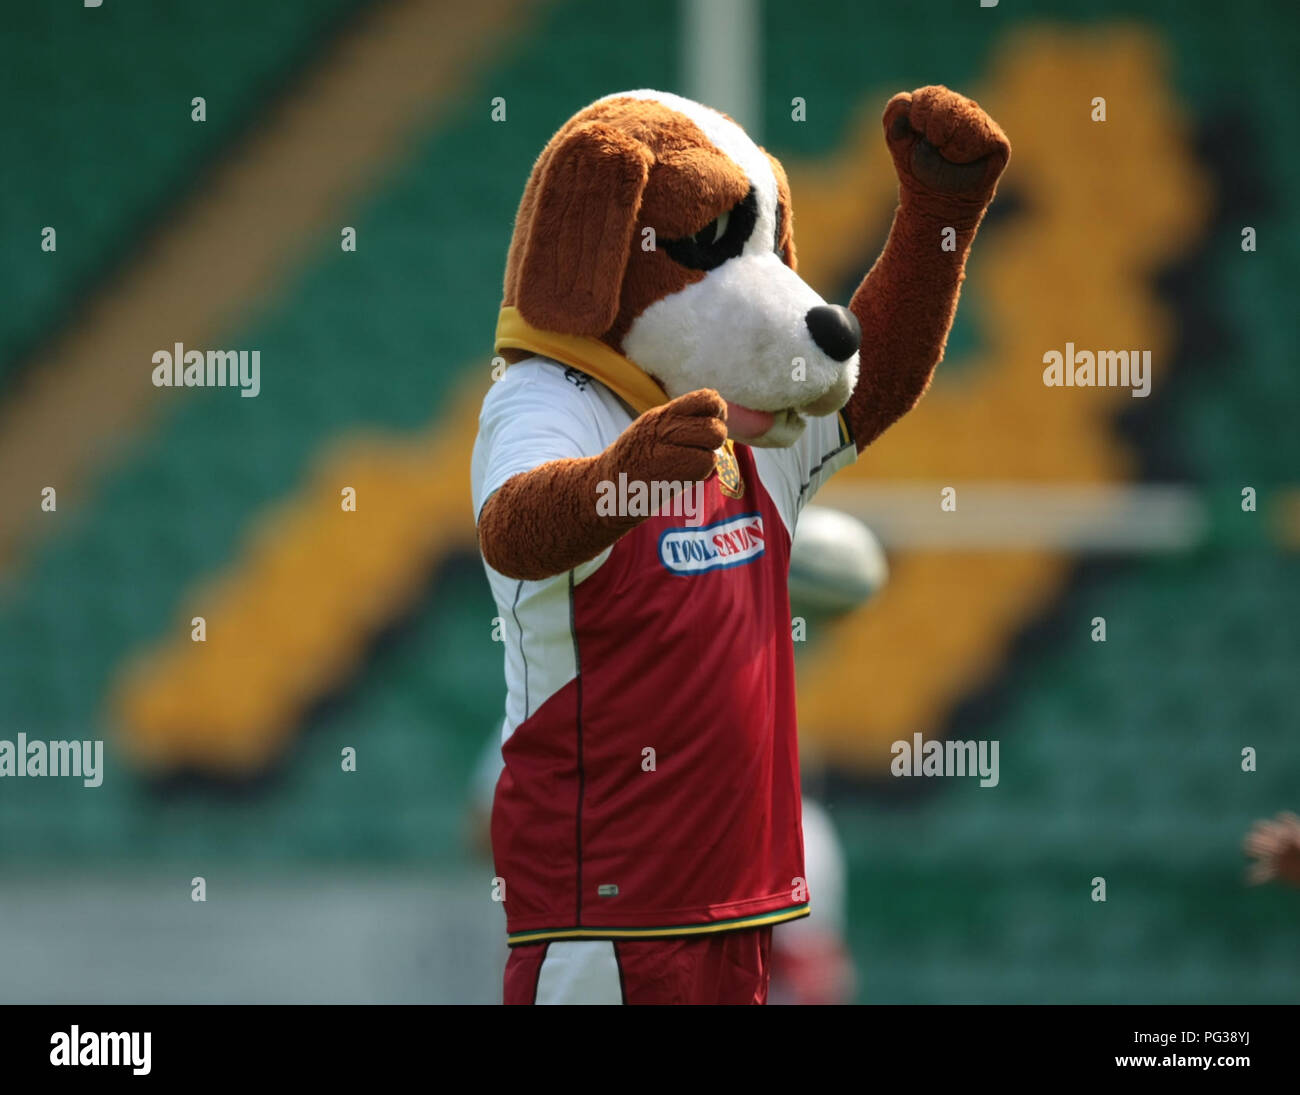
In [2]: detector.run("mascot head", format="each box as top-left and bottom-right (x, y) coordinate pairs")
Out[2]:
(498, 90), (861, 448)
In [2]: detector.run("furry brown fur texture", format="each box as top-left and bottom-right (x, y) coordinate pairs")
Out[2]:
(846, 87), (1009, 448)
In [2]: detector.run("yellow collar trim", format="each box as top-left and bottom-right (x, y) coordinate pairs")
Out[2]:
(494, 306), (669, 415)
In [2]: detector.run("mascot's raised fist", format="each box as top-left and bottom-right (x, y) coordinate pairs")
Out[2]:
(883, 85), (1010, 201)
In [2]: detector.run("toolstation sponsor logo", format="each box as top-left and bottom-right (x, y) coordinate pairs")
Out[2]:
(658, 513), (766, 575)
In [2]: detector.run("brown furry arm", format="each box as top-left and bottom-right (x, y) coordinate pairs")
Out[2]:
(478, 456), (636, 582)
(844, 86), (1009, 451)
(477, 389), (727, 581)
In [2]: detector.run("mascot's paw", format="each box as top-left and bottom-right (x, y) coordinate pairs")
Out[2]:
(605, 389), (728, 486)
(883, 85), (1009, 201)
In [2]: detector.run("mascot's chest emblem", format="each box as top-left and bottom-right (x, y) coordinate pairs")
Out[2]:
(714, 439), (745, 499)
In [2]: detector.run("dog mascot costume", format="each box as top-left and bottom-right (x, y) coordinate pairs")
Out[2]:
(472, 87), (1009, 1004)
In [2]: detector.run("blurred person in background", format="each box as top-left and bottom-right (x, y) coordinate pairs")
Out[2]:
(1245, 813), (1300, 887)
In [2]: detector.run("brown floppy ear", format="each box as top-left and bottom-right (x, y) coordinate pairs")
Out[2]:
(515, 122), (653, 336)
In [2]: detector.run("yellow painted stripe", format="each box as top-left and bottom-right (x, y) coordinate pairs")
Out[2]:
(111, 381), (486, 773)
(1274, 490), (1300, 550)
(0, 0), (531, 578)
(506, 904), (811, 945)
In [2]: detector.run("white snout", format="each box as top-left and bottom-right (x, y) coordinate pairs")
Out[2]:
(623, 252), (860, 448)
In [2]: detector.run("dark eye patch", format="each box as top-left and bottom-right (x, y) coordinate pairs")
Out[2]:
(774, 202), (786, 262)
(661, 187), (757, 271)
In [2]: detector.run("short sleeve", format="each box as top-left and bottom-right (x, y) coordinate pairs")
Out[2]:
(470, 362), (607, 520)
(751, 409), (857, 536)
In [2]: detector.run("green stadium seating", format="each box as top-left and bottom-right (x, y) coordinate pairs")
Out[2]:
(1, 0), (1297, 1002)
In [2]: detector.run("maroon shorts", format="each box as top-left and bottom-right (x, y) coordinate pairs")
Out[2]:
(504, 927), (772, 1004)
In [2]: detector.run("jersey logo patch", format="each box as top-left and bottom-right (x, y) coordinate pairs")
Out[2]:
(714, 439), (744, 499)
(659, 513), (766, 575)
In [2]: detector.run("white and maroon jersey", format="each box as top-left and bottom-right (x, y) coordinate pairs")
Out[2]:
(470, 356), (856, 945)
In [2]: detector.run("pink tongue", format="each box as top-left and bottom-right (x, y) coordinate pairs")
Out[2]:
(724, 402), (776, 441)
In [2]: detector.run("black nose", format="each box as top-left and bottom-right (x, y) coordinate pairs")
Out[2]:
(805, 305), (861, 362)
